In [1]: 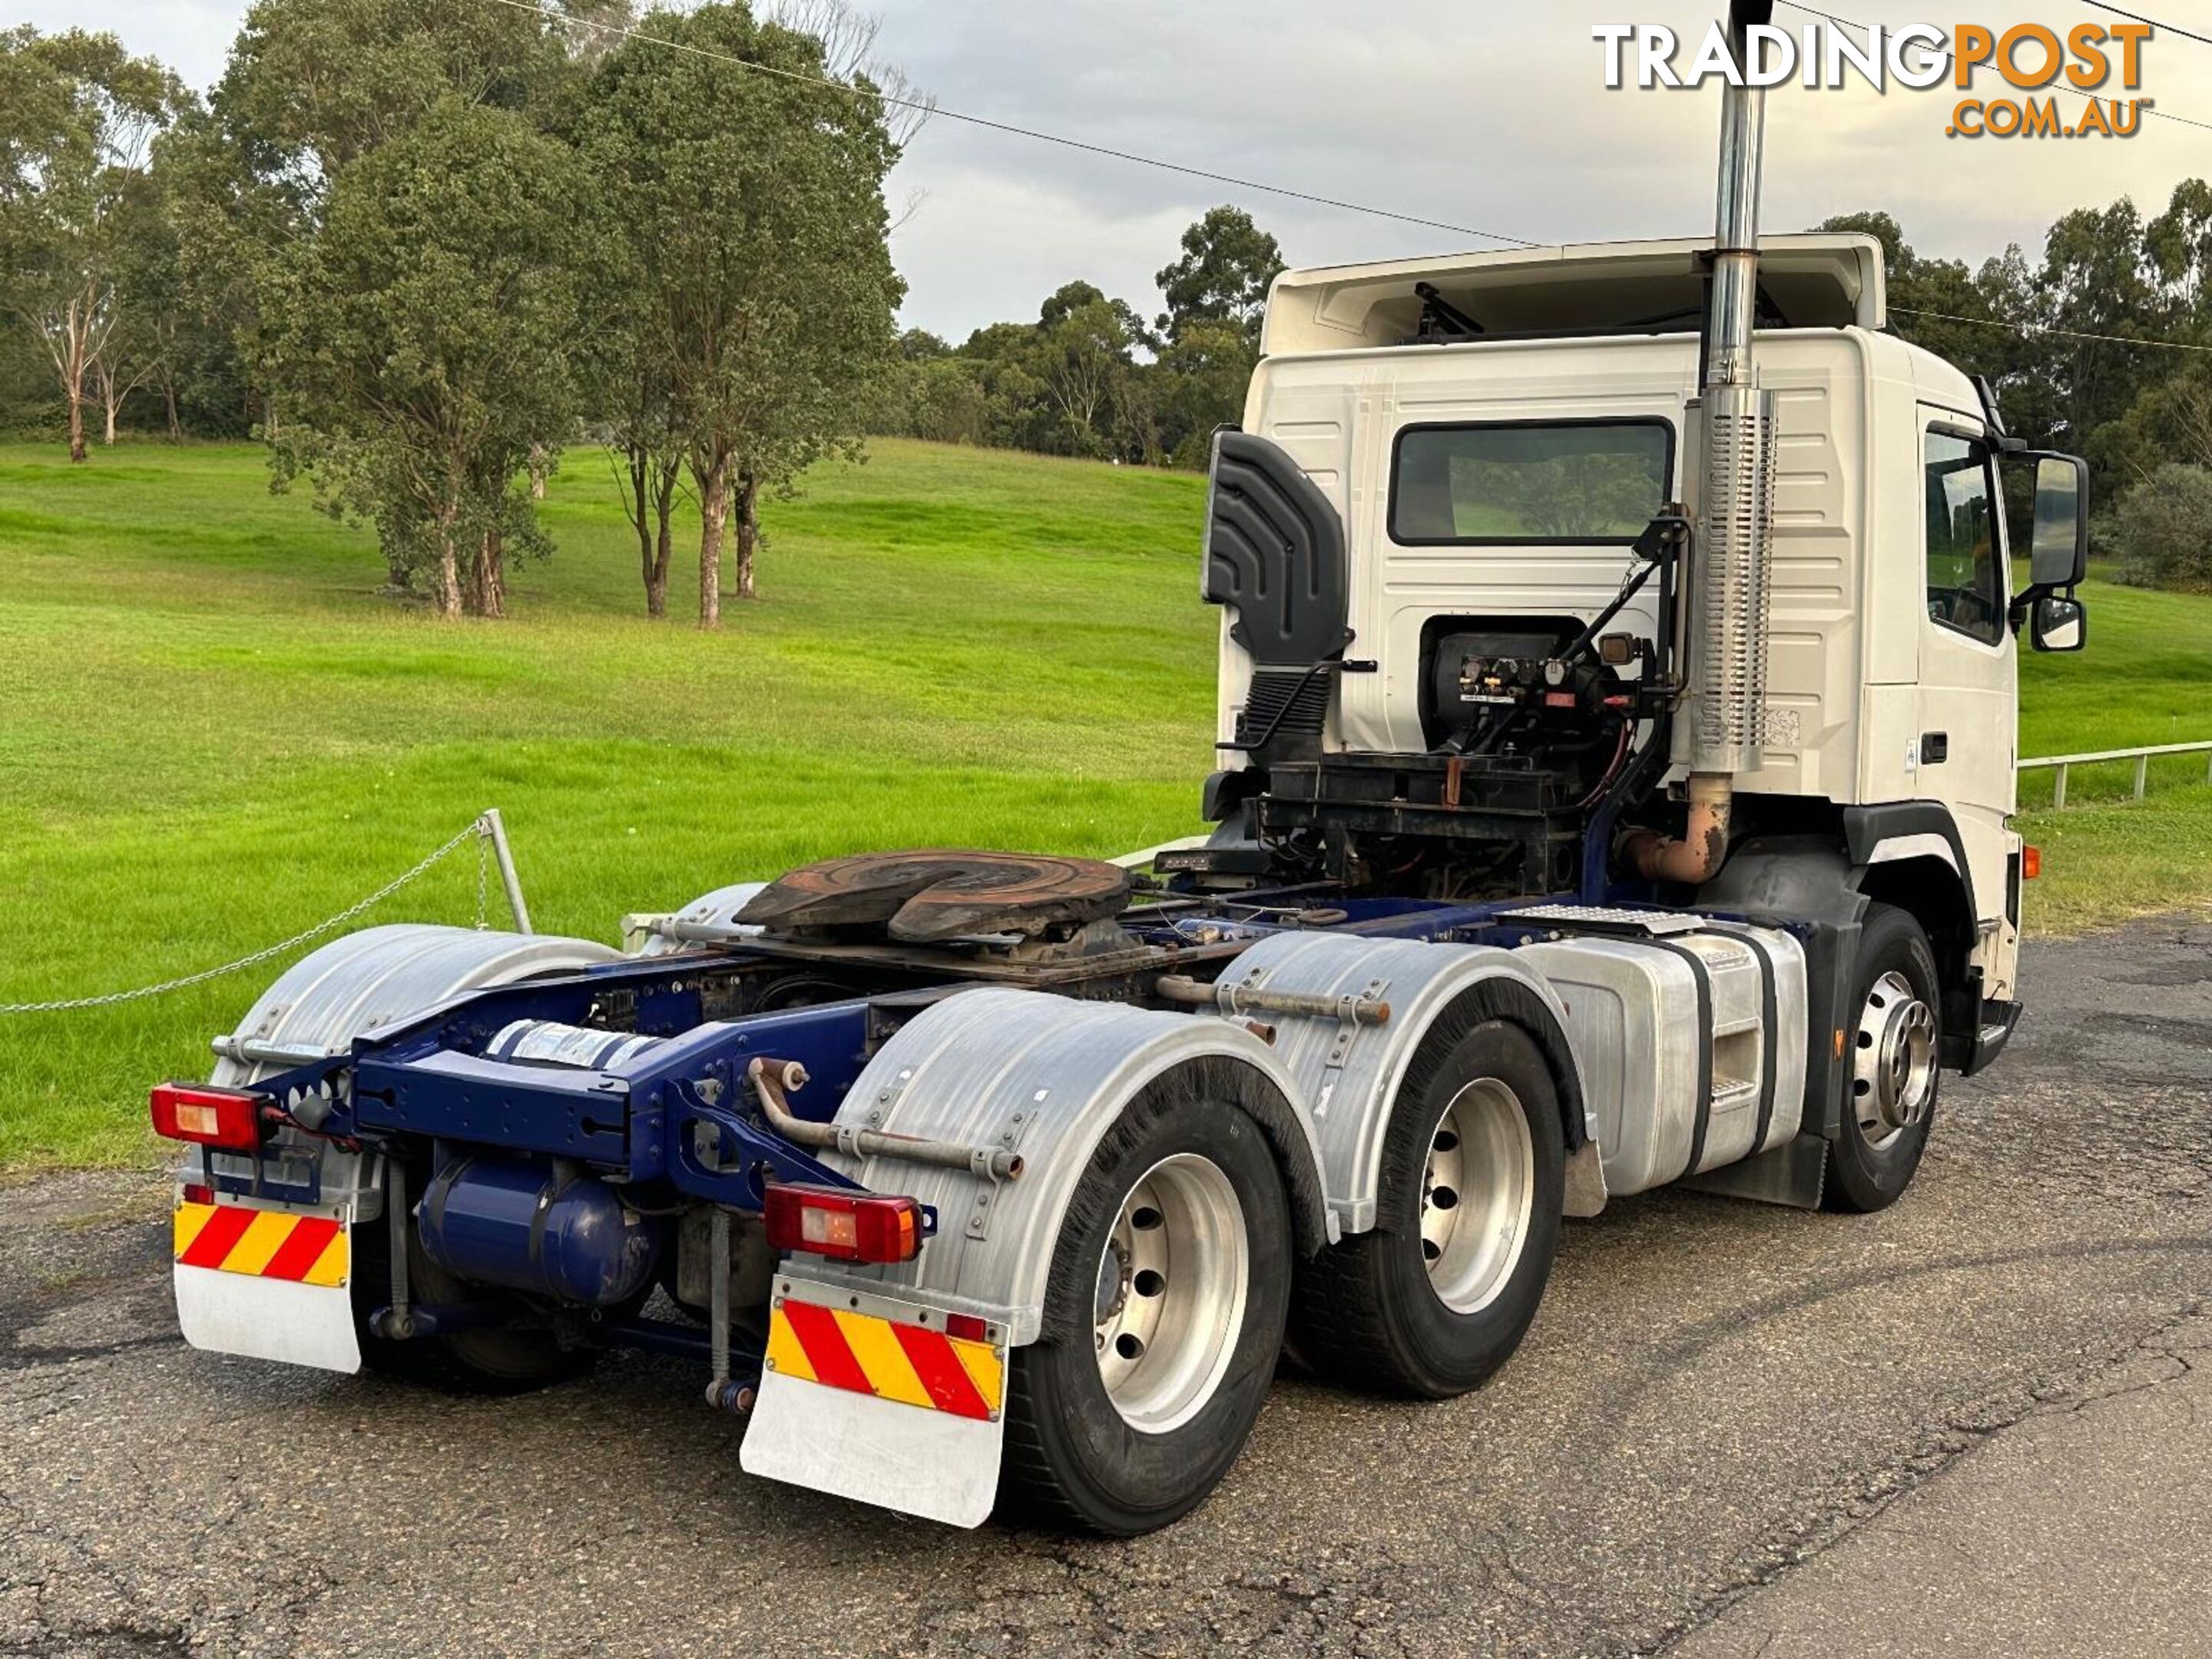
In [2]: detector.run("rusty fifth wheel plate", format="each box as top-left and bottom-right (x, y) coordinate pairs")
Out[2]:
(733, 849), (1133, 943)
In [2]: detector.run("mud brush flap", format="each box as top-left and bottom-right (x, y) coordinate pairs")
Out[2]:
(740, 1280), (1008, 1528)
(172, 1197), (362, 1374)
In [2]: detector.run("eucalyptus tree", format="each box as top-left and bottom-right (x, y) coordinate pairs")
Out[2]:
(0, 28), (184, 461)
(213, 0), (576, 190)
(174, 0), (585, 487)
(1155, 206), (1284, 349)
(581, 2), (903, 624)
(260, 100), (588, 618)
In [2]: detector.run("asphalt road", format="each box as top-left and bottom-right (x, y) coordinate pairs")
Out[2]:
(5, 913), (2210, 1658)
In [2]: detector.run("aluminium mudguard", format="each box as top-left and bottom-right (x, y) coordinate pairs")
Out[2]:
(210, 923), (623, 1087)
(783, 986), (1330, 1347)
(621, 881), (770, 956)
(180, 923), (622, 1376)
(1197, 932), (1592, 1236)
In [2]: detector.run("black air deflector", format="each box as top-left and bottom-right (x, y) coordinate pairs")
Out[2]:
(1203, 431), (1350, 670)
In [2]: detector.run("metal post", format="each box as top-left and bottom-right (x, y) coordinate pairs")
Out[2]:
(478, 809), (532, 934)
(2053, 765), (2068, 810)
(2134, 755), (2150, 801)
(2205, 750), (2212, 785)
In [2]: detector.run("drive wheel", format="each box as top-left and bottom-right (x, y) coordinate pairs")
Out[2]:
(1825, 902), (1941, 1214)
(1000, 1074), (1291, 1535)
(1293, 1019), (1564, 1399)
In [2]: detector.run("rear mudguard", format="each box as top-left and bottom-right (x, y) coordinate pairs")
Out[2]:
(1199, 932), (1592, 1236)
(778, 986), (1331, 1347)
(193, 924), (622, 1224)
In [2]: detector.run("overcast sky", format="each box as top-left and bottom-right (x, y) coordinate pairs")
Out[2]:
(19, 1), (2212, 339)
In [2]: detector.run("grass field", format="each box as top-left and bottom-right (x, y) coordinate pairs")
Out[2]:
(2, 438), (2207, 1168)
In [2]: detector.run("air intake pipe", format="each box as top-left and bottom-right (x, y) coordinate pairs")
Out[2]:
(1624, 0), (1781, 886)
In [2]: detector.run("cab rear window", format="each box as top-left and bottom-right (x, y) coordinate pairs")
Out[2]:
(1391, 420), (1673, 545)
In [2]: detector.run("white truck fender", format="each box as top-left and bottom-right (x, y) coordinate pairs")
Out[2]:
(1197, 931), (1594, 1237)
(784, 985), (1332, 1348)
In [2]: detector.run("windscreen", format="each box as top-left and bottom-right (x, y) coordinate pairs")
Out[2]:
(1392, 421), (1673, 544)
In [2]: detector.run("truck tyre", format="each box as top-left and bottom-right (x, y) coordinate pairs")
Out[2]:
(1824, 902), (1941, 1214)
(999, 1077), (1292, 1535)
(351, 1199), (600, 1396)
(1292, 1019), (1564, 1399)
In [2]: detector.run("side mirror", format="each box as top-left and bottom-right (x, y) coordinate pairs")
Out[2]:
(2025, 453), (2090, 589)
(2030, 591), (2087, 654)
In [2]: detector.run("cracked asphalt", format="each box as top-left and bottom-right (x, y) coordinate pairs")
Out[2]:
(5, 912), (2210, 1657)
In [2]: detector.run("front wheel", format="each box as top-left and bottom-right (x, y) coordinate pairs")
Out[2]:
(1824, 902), (1942, 1213)
(999, 1075), (1292, 1535)
(1292, 1019), (1565, 1399)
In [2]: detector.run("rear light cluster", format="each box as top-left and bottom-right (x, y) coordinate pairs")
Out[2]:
(150, 1084), (264, 1151)
(763, 1184), (922, 1264)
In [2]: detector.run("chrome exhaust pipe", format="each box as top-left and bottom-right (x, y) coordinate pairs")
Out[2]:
(1627, 0), (1780, 886)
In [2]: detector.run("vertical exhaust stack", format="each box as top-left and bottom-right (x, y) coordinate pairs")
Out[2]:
(1627, 0), (1781, 886)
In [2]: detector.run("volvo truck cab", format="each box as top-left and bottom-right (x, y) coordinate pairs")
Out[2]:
(1197, 231), (2090, 1101)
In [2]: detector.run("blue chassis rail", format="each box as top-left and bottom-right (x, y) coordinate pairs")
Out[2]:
(211, 891), (1775, 1214)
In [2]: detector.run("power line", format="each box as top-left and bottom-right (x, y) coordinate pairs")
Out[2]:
(2082, 2), (2212, 51)
(1776, 0), (2212, 131)
(1892, 303), (2212, 353)
(483, 0), (1540, 248)
(498, 0), (2212, 356)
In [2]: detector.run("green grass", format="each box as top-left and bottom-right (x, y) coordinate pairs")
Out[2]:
(1, 442), (2206, 1168)
(2012, 564), (2212, 932)
(0, 438), (1217, 1168)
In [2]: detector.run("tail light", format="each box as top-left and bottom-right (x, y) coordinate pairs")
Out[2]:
(2024, 846), (2043, 880)
(763, 1184), (922, 1264)
(151, 1084), (263, 1151)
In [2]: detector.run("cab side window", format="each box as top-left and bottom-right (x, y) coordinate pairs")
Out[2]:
(1923, 430), (2003, 644)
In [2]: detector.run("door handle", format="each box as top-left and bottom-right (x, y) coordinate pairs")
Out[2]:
(1921, 732), (1949, 764)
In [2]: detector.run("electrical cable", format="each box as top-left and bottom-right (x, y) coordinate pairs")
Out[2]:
(2081, 2), (2212, 51)
(1776, 0), (2212, 130)
(1890, 304), (2212, 353)
(495, 1), (2212, 359)
(483, 0), (1540, 247)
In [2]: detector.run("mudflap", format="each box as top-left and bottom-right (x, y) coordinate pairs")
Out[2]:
(171, 1196), (361, 1375)
(740, 1279), (1008, 1528)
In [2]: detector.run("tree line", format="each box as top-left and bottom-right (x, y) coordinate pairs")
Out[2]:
(861, 205), (1286, 470)
(8, 5), (2212, 609)
(1, 1), (908, 624)
(1824, 195), (2212, 591)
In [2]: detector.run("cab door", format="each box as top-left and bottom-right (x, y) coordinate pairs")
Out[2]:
(1914, 414), (2015, 967)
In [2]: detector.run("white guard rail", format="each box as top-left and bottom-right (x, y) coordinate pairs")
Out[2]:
(2020, 741), (2212, 808)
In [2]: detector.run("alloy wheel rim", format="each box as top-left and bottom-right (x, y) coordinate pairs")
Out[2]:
(1420, 1079), (1535, 1315)
(1092, 1153), (1249, 1433)
(1854, 969), (1937, 1150)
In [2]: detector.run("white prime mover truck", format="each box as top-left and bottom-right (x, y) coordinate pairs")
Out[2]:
(154, 0), (2090, 1534)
